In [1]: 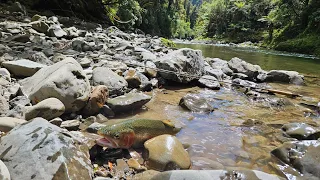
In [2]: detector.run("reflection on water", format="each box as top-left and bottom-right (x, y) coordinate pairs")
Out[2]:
(176, 43), (320, 76)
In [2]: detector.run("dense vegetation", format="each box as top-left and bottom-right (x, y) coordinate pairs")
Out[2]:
(15, 0), (320, 56)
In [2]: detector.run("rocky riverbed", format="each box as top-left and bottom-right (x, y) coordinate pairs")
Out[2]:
(0, 2), (319, 180)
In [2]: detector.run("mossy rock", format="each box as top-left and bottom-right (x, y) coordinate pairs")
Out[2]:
(160, 38), (176, 48)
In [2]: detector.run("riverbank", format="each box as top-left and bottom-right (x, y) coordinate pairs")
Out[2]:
(0, 2), (320, 180)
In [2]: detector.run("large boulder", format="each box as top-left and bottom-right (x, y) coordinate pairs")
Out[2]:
(155, 48), (205, 83)
(92, 67), (127, 96)
(198, 75), (220, 90)
(281, 123), (320, 140)
(24, 98), (65, 120)
(144, 135), (191, 171)
(265, 70), (304, 85)
(106, 92), (151, 113)
(0, 118), (93, 180)
(271, 140), (320, 179)
(228, 57), (263, 81)
(21, 58), (91, 113)
(2, 59), (46, 77)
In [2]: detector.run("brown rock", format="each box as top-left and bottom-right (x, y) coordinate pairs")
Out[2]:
(82, 85), (109, 116)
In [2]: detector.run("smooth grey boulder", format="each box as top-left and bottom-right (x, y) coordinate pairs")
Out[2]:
(155, 48), (205, 83)
(179, 94), (214, 113)
(228, 57), (263, 81)
(282, 123), (320, 140)
(24, 98), (65, 120)
(150, 170), (284, 180)
(21, 58), (91, 113)
(204, 66), (225, 80)
(0, 118), (93, 180)
(92, 67), (127, 96)
(107, 92), (151, 113)
(266, 70), (304, 85)
(198, 75), (220, 90)
(0, 160), (10, 180)
(271, 140), (320, 179)
(2, 59), (46, 77)
(208, 58), (233, 76)
(0, 117), (26, 132)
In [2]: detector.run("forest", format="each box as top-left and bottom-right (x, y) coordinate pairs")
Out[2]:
(11, 0), (320, 56)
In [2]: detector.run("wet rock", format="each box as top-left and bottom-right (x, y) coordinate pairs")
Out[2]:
(100, 105), (115, 118)
(82, 85), (109, 116)
(242, 135), (268, 145)
(0, 160), (10, 180)
(49, 117), (63, 126)
(31, 20), (49, 34)
(198, 75), (221, 90)
(21, 58), (91, 113)
(266, 70), (304, 85)
(0, 95), (9, 115)
(282, 123), (320, 140)
(92, 67), (127, 96)
(144, 135), (191, 171)
(86, 122), (105, 133)
(124, 68), (141, 88)
(179, 94), (214, 112)
(0, 117), (26, 132)
(61, 120), (81, 131)
(133, 170), (160, 180)
(204, 66), (225, 80)
(2, 59), (46, 77)
(96, 114), (108, 123)
(107, 92), (151, 113)
(149, 170), (284, 180)
(271, 140), (320, 179)
(0, 118), (93, 180)
(72, 39), (93, 52)
(24, 98), (65, 121)
(191, 157), (224, 170)
(127, 158), (147, 171)
(115, 159), (129, 176)
(145, 61), (157, 77)
(155, 48), (205, 83)
(228, 57), (263, 81)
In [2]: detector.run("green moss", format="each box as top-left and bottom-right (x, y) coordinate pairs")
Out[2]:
(275, 34), (320, 56)
(160, 38), (176, 48)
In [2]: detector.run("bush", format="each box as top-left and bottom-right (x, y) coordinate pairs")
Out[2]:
(160, 38), (176, 48)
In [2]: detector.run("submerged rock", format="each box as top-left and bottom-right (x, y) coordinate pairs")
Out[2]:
(144, 135), (191, 171)
(106, 93), (151, 113)
(282, 123), (320, 140)
(271, 140), (320, 179)
(0, 118), (93, 180)
(179, 94), (214, 112)
(24, 98), (65, 120)
(266, 70), (304, 85)
(155, 48), (205, 83)
(21, 58), (91, 113)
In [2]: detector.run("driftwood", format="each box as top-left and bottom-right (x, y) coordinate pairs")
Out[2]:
(266, 89), (302, 98)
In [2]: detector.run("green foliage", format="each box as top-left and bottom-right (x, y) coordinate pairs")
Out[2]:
(161, 38), (176, 47)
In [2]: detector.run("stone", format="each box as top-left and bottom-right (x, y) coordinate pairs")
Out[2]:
(9, 2), (26, 15)
(133, 170), (160, 180)
(49, 117), (63, 126)
(21, 58), (91, 113)
(127, 158), (147, 171)
(100, 105), (115, 118)
(0, 160), (10, 180)
(145, 61), (157, 77)
(266, 70), (304, 85)
(198, 75), (221, 90)
(179, 94), (214, 112)
(141, 51), (157, 62)
(144, 135), (191, 171)
(0, 68), (11, 82)
(79, 57), (92, 68)
(204, 66), (225, 80)
(48, 24), (67, 38)
(10, 34), (30, 43)
(155, 48), (205, 83)
(124, 68), (141, 88)
(0, 95), (9, 115)
(0, 117), (26, 132)
(31, 20), (49, 34)
(86, 122), (105, 133)
(2, 59), (46, 77)
(228, 57), (263, 81)
(31, 14), (43, 22)
(0, 118), (93, 180)
(96, 114), (108, 123)
(191, 157), (224, 170)
(115, 159), (129, 177)
(92, 67), (128, 96)
(30, 52), (53, 65)
(72, 39), (93, 52)
(107, 93), (151, 113)
(61, 120), (81, 131)
(82, 85), (109, 116)
(271, 140), (320, 179)
(0, 45), (11, 56)
(281, 123), (320, 140)
(150, 170), (284, 180)
(24, 98), (65, 121)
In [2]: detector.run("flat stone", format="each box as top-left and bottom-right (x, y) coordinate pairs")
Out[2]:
(0, 117), (26, 132)
(282, 123), (320, 140)
(24, 98), (65, 120)
(198, 75), (221, 90)
(2, 59), (46, 77)
(266, 70), (304, 85)
(61, 120), (81, 131)
(106, 93), (151, 113)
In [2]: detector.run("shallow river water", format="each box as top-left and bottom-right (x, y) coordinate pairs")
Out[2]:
(110, 44), (320, 179)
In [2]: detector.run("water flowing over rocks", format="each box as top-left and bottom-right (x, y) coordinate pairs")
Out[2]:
(0, 118), (93, 180)
(21, 58), (91, 113)
(179, 94), (214, 112)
